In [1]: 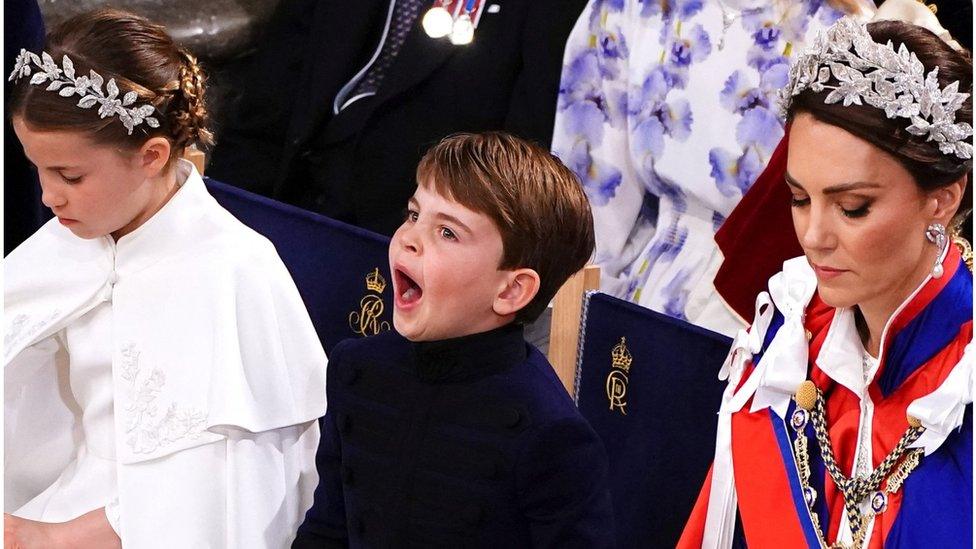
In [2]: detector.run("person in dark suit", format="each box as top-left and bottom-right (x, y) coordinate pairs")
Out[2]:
(5, 0), (48, 255)
(207, 0), (586, 236)
(292, 133), (613, 547)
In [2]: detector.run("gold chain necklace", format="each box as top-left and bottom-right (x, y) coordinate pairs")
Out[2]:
(789, 380), (925, 549)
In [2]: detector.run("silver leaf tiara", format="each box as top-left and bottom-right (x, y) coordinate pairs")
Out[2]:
(9, 49), (160, 135)
(779, 16), (973, 161)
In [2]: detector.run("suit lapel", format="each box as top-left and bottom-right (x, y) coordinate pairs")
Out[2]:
(289, 0), (390, 142)
(321, 0), (458, 144)
(371, 8), (456, 108)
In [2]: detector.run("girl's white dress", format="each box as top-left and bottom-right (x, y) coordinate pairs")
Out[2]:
(4, 160), (329, 548)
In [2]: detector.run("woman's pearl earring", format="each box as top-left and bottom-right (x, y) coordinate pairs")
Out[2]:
(925, 223), (947, 279)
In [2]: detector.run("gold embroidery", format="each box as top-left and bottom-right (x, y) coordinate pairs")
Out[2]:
(952, 234), (973, 272)
(349, 268), (391, 337)
(365, 267), (387, 293)
(606, 337), (633, 415)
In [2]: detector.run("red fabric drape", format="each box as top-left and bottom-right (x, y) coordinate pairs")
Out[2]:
(714, 129), (802, 322)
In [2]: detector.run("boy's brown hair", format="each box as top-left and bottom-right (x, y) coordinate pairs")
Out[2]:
(416, 132), (595, 323)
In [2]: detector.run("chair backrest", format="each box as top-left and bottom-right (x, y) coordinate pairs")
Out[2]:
(547, 264), (600, 395)
(204, 177), (394, 354)
(575, 292), (732, 548)
(184, 146), (207, 176)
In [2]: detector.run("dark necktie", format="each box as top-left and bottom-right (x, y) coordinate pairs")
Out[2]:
(349, 0), (428, 100)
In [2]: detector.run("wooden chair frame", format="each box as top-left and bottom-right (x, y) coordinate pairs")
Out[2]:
(547, 264), (600, 396)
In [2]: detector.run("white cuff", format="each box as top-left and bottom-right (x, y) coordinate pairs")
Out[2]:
(105, 497), (121, 536)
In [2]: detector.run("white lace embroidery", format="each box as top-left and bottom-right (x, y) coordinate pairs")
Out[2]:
(854, 353), (879, 479)
(4, 311), (61, 359)
(120, 343), (208, 454)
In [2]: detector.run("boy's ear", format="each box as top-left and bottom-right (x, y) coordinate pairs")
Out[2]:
(493, 268), (541, 317)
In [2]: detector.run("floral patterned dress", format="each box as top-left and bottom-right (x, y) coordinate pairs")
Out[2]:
(552, 0), (871, 335)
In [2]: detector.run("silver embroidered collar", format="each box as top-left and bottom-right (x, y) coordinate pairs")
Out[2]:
(779, 16), (973, 160)
(9, 49), (161, 135)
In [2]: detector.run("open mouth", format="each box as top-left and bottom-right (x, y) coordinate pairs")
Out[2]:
(394, 268), (423, 307)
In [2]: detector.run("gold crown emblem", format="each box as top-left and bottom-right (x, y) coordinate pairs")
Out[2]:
(365, 268), (387, 293)
(611, 336), (632, 373)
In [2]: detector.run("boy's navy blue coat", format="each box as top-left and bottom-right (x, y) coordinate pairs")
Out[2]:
(293, 324), (614, 548)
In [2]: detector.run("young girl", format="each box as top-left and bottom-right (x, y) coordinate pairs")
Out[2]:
(4, 9), (327, 547)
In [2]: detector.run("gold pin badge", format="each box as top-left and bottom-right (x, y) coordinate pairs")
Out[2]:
(795, 380), (818, 412)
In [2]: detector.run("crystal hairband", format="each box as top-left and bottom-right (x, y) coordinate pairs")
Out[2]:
(9, 49), (160, 135)
(779, 16), (973, 161)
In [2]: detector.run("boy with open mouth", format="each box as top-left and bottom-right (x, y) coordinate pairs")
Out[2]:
(294, 132), (614, 547)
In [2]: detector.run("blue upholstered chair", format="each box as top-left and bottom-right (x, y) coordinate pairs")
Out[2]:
(205, 177), (394, 354)
(574, 292), (732, 548)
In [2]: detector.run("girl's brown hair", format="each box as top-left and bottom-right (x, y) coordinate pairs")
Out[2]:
(9, 8), (213, 159)
(788, 20), (973, 232)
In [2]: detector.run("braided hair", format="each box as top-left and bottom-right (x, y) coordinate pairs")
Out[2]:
(9, 8), (213, 161)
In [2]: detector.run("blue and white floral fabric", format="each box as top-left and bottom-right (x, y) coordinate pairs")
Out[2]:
(553, 0), (873, 336)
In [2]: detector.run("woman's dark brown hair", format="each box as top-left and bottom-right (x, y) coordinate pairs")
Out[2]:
(788, 20), (973, 234)
(9, 8), (213, 160)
